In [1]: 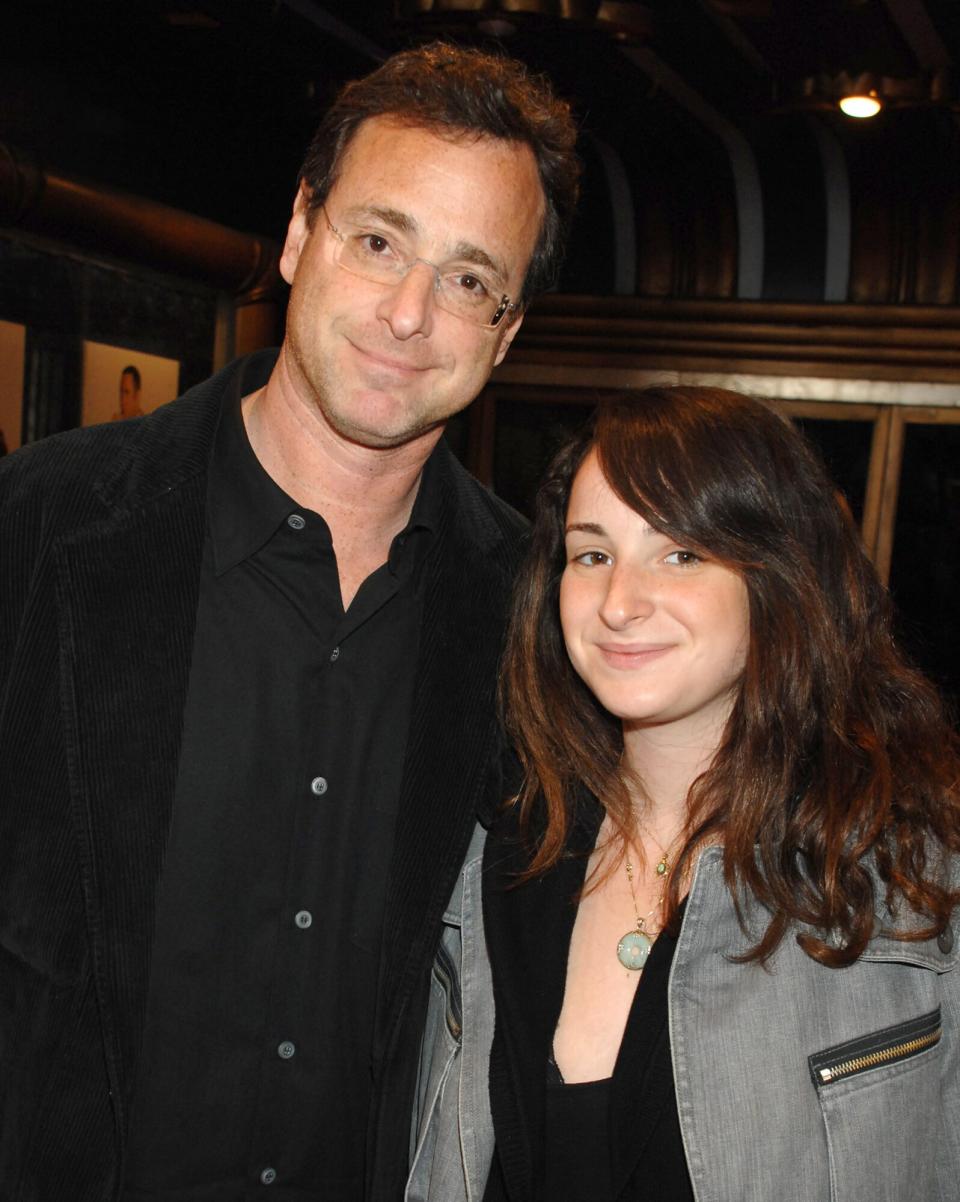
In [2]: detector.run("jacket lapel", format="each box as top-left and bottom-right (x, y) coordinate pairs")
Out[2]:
(53, 361), (244, 1125)
(375, 457), (521, 1048)
(607, 937), (680, 1197)
(57, 485), (206, 1121)
(484, 810), (592, 1200)
(367, 451), (526, 1198)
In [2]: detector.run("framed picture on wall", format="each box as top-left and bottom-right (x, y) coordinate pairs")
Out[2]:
(0, 319), (27, 454)
(81, 340), (181, 427)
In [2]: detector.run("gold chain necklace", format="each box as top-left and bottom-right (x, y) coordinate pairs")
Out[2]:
(634, 816), (673, 878)
(615, 823), (678, 972)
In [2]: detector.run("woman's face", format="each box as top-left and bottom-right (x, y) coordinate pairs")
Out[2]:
(559, 450), (750, 747)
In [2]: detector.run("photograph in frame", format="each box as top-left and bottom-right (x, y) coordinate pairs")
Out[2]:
(0, 319), (27, 454)
(81, 340), (181, 428)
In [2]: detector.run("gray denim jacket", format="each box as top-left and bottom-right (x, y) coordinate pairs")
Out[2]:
(407, 832), (960, 1202)
(406, 824), (493, 1202)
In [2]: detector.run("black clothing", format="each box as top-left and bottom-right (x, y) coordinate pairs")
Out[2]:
(543, 1076), (612, 1201)
(124, 371), (437, 1196)
(482, 800), (694, 1202)
(0, 351), (527, 1201)
(536, 904), (688, 1202)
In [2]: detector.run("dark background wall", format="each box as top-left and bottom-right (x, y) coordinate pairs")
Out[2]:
(7, 0), (960, 306)
(3, 0), (960, 705)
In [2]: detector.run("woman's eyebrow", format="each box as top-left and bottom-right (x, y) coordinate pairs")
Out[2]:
(565, 522), (607, 536)
(565, 521), (661, 538)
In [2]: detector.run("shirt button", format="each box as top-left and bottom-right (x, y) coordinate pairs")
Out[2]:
(310, 776), (328, 796)
(295, 910), (313, 929)
(329, 645), (340, 662)
(287, 513), (306, 530)
(938, 922), (954, 954)
(278, 1040), (296, 1059)
(260, 1167), (277, 1185)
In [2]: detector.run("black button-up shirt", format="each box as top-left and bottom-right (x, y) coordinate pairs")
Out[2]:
(123, 364), (440, 1199)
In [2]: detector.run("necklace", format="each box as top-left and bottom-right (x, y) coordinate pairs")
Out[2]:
(616, 851), (660, 971)
(635, 816), (672, 878)
(615, 823), (677, 972)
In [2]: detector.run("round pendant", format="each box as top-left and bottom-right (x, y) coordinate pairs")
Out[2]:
(616, 928), (652, 971)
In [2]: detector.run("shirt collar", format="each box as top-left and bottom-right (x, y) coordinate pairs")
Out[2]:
(207, 364), (307, 577)
(208, 360), (445, 579)
(386, 438), (442, 577)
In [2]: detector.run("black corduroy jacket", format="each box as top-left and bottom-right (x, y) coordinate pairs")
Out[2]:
(0, 350), (527, 1202)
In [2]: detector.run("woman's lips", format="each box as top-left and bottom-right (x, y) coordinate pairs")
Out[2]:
(596, 643), (673, 670)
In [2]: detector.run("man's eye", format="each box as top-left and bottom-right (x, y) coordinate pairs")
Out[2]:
(452, 272), (490, 296)
(361, 234), (391, 255)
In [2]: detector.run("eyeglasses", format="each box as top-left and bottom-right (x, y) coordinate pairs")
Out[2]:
(322, 208), (518, 329)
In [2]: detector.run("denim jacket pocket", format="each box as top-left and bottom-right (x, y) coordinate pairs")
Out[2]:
(433, 938), (463, 1042)
(809, 1007), (941, 1088)
(809, 1008), (946, 1202)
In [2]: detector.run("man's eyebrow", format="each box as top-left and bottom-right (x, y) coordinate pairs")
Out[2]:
(338, 205), (507, 285)
(341, 205), (420, 236)
(450, 240), (508, 287)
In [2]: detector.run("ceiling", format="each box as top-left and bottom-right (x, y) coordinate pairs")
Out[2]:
(6, 0), (960, 300)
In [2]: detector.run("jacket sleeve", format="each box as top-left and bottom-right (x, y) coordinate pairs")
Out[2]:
(406, 823), (495, 1202)
(936, 870), (960, 1196)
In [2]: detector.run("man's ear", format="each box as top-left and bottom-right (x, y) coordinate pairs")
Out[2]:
(279, 180), (313, 285)
(493, 310), (524, 368)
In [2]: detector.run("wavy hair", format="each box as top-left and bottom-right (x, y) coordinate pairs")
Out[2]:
(501, 387), (960, 965)
(297, 42), (580, 309)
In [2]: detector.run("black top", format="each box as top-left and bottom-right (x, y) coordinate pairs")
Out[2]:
(123, 366), (439, 1199)
(482, 795), (695, 1202)
(540, 904), (692, 1202)
(544, 1076), (612, 1200)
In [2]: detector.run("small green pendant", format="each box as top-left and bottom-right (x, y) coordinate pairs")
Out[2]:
(616, 928), (652, 971)
(655, 858), (668, 876)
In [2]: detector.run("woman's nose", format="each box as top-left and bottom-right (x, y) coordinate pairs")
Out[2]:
(598, 565), (655, 629)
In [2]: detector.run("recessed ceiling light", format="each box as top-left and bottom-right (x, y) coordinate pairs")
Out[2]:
(838, 92), (882, 118)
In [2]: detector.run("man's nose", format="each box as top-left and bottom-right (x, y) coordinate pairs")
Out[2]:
(376, 260), (437, 340)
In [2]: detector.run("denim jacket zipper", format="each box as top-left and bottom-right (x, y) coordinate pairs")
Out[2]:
(809, 1007), (941, 1087)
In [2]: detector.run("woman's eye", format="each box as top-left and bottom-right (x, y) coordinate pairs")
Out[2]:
(664, 549), (702, 566)
(573, 550), (612, 567)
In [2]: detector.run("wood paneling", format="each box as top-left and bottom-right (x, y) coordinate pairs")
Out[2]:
(508, 295), (960, 382)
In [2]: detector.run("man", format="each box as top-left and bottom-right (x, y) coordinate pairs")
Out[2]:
(114, 364), (143, 419)
(0, 43), (578, 1202)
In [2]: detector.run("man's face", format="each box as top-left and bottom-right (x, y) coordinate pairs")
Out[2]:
(119, 372), (140, 417)
(278, 115), (544, 450)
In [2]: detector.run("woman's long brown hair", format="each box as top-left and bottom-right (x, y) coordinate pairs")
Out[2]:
(501, 387), (960, 966)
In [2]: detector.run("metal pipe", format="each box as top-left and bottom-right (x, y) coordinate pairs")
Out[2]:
(0, 142), (281, 300)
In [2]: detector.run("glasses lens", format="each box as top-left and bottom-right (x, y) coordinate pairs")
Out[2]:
(430, 273), (494, 325)
(337, 234), (401, 286)
(333, 230), (511, 327)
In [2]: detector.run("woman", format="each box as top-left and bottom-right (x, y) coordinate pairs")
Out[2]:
(407, 386), (960, 1202)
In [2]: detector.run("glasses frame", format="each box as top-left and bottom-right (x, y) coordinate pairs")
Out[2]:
(321, 207), (517, 330)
